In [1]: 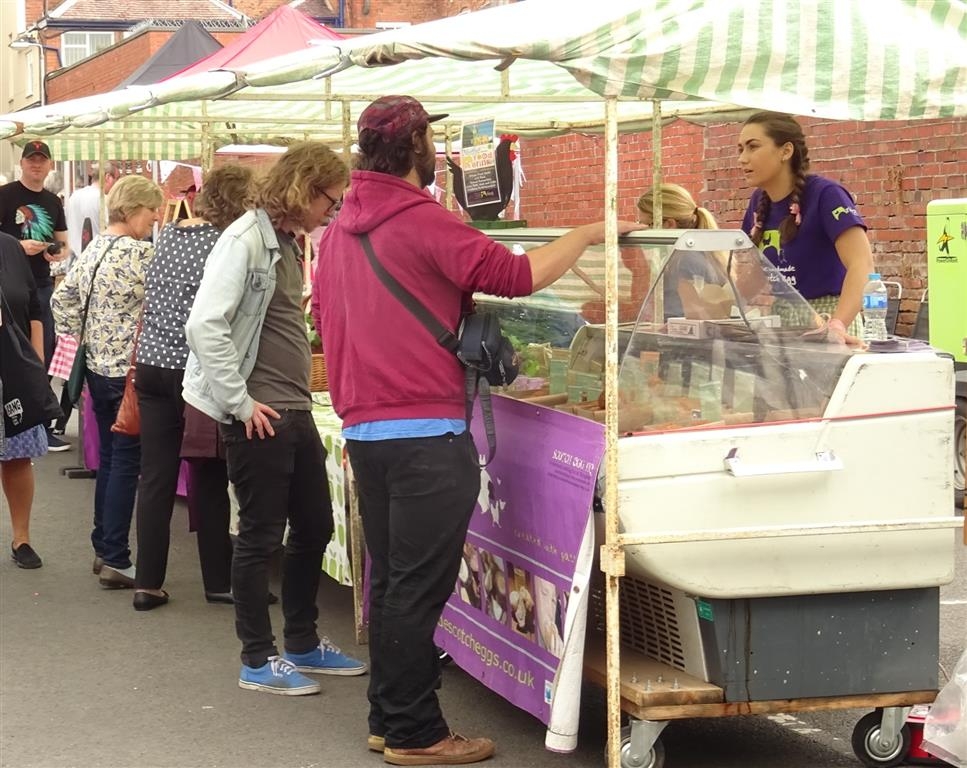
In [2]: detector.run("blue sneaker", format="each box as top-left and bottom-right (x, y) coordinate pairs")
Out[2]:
(238, 656), (321, 695)
(283, 637), (368, 676)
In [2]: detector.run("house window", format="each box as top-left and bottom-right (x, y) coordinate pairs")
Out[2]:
(60, 31), (115, 67)
(25, 57), (35, 98)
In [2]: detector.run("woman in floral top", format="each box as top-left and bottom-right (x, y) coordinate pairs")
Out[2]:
(131, 165), (252, 611)
(52, 174), (163, 589)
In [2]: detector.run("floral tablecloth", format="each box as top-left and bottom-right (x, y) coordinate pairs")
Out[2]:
(312, 392), (352, 586)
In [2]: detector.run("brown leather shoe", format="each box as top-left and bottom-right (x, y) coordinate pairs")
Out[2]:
(383, 733), (494, 765)
(367, 734), (384, 752)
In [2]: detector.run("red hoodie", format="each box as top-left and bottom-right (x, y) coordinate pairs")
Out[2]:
(313, 170), (532, 428)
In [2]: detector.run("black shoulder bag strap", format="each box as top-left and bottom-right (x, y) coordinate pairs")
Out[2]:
(357, 232), (497, 466)
(77, 236), (120, 344)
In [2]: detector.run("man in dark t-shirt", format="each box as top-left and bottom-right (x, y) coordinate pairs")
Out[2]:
(0, 142), (69, 359)
(0, 141), (70, 450)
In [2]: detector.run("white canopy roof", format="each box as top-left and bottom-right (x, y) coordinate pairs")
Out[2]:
(1, 0), (964, 160)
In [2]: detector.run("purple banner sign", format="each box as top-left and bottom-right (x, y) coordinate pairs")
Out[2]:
(435, 396), (604, 728)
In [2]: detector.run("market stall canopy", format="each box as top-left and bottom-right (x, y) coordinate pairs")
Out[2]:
(117, 21), (223, 88)
(165, 4), (343, 80)
(1, 0), (965, 160)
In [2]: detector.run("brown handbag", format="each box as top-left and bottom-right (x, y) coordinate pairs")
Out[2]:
(111, 313), (142, 436)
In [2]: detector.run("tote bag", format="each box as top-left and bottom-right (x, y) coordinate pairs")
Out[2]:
(66, 237), (120, 405)
(0, 290), (62, 438)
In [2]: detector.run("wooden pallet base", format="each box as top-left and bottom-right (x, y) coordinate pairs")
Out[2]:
(584, 636), (936, 721)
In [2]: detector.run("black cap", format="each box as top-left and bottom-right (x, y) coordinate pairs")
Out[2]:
(22, 141), (52, 160)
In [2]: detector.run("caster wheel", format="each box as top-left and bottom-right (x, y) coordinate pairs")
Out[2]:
(618, 725), (665, 768)
(851, 711), (911, 768)
(435, 646), (452, 666)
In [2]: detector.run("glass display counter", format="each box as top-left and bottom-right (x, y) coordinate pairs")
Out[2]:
(446, 228), (959, 756)
(480, 228), (855, 431)
(479, 228), (955, 600)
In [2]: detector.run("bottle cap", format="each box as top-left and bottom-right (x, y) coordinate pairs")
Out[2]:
(868, 273), (881, 280)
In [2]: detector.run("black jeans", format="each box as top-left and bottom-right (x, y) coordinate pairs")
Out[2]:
(347, 432), (480, 749)
(221, 410), (333, 668)
(36, 282), (55, 370)
(134, 364), (186, 590)
(186, 458), (233, 594)
(86, 371), (141, 569)
(37, 282), (57, 430)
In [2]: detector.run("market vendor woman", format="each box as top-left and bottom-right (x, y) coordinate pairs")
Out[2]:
(738, 111), (874, 343)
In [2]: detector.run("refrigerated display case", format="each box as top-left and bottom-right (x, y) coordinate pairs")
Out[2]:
(478, 227), (962, 768)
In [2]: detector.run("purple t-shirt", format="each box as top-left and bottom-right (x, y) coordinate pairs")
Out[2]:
(741, 174), (866, 300)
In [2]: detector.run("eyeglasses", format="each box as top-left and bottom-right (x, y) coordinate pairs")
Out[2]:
(320, 190), (342, 214)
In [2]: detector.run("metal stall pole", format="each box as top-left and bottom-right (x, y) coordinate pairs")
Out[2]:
(651, 99), (664, 323)
(341, 99), (352, 161)
(340, 96), (369, 645)
(444, 129), (454, 211)
(651, 99), (662, 224)
(602, 95), (625, 768)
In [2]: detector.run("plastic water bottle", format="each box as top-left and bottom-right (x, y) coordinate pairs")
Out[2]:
(862, 273), (889, 341)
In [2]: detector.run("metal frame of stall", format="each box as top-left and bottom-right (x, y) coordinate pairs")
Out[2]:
(30, 87), (965, 767)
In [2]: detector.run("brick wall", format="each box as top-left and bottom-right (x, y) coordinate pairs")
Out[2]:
(517, 121), (706, 227)
(517, 117), (967, 335)
(342, 0), (512, 27)
(233, 0), (284, 20)
(704, 117), (967, 334)
(46, 30), (241, 102)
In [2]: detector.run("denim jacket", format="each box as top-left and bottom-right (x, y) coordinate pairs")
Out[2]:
(183, 209), (281, 423)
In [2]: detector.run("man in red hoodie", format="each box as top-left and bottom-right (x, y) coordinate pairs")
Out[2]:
(314, 95), (636, 766)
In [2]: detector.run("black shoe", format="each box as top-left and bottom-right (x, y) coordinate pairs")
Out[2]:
(99, 565), (135, 589)
(45, 431), (71, 452)
(205, 590), (278, 605)
(11, 543), (42, 569)
(133, 591), (169, 611)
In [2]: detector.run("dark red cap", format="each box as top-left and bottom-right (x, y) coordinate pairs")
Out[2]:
(22, 140), (51, 159)
(357, 95), (447, 143)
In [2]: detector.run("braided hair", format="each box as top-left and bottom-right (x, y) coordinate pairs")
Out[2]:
(744, 111), (811, 247)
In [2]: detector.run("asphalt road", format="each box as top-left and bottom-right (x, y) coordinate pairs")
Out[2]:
(1, 422), (963, 768)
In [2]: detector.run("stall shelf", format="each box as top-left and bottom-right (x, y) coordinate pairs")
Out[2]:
(480, 227), (963, 768)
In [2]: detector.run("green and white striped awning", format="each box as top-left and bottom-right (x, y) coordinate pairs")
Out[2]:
(1, 0), (964, 160)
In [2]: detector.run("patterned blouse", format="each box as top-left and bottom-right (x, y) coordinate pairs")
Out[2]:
(51, 233), (154, 378)
(137, 221), (220, 370)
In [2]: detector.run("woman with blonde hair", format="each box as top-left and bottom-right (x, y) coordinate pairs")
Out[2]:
(636, 182), (719, 231)
(52, 173), (163, 588)
(636, 183), (726, 319)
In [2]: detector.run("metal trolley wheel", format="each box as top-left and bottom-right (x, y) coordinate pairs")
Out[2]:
(850, 711), (911, 768)
(619, 726), (665, 768)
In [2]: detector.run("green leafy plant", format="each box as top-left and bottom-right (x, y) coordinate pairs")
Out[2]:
(305, 310), (322, 351)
